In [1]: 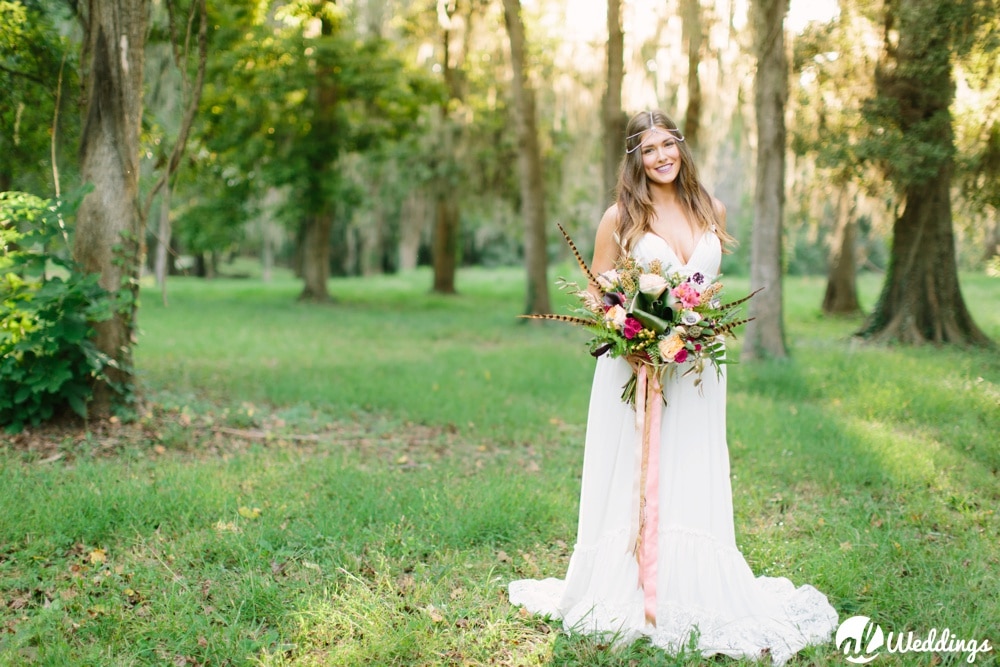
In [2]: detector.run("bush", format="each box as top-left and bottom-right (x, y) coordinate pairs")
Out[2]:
(0, 191), (116, 433)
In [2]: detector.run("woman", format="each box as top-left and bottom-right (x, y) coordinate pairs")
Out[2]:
(509, 110), (838, 664)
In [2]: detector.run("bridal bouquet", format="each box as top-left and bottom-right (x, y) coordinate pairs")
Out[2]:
(524, 225), (758, 404)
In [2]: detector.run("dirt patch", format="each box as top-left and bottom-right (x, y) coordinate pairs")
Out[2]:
(0, 403), (536, 473)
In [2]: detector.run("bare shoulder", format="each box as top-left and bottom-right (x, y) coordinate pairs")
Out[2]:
(711, 197), (727, 229)
(591, 204), (621, 273)
(599, 204), (620, 230)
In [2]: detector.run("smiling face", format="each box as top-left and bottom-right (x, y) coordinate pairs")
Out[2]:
(639, 127), (683, 186)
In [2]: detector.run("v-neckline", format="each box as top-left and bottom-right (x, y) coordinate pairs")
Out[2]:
(644, 229), (708, 266)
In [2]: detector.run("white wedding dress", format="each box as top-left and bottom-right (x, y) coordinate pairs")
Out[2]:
(509, 230), (839, 665)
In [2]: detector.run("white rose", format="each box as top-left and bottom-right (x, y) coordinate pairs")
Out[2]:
(605, 305), (627, 330)
(638, 273), (669, 298)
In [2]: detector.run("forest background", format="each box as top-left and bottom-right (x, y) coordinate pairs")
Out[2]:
(3, 0), (997, 315)
(1, 0), (999, 664)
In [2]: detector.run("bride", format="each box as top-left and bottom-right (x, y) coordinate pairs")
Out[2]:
(508, 110), (839, 665)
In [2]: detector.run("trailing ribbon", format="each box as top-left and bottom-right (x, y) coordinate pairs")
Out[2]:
(631, 364), (662, 626)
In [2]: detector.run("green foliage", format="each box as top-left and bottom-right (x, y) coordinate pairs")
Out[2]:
(172, 0), (444, 267)
(0, 0), (80, 192)
(0, 191), (115, 432)
(858, 0), (989, 189)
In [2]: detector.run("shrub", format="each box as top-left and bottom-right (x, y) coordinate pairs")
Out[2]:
(0, 190), (116, 433)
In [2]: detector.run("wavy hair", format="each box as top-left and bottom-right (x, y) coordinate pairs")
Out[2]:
(615, 110), (735, 256)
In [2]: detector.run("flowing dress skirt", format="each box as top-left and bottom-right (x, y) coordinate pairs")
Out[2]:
(509, 354), (839, 665)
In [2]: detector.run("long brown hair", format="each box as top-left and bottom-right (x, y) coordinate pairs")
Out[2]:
(615, 110), (735, 256)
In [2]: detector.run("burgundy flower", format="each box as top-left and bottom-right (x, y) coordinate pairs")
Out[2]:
(692, 272), (704, 284)
(674, 348), (689, 363)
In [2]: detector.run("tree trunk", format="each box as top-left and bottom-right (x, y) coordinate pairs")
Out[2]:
(262, 228), (273, 282)
(298, 211), (333, 302)
(432, 194), (459, 293)
(682, 0), (703, 153)
(73, 0), (149, 417)
(154, 180), (171, 305)
(430, 0), (468, 294)
(502, 0), (551, 315)
(358, 199), (383, 277)
(297, 3), (338, 301)
(602, 0), (624, 205)
(857, 0), (990, 345)
(822, 184), (861, 315)
(744, 0), (789, 359)
(859, 166), (989, 343)
(398, 189), (427, 272)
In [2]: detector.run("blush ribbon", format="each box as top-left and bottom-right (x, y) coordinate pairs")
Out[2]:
(632, 364), (662, 626)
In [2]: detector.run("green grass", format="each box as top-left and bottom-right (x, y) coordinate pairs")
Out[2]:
(1, 266), (998, 666)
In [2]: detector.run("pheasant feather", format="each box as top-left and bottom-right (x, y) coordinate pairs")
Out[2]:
(719, 287), (764, 311)
(714, 317), (755, 336)
(519, 313), (597, 327)
(557, 223), (601, 289)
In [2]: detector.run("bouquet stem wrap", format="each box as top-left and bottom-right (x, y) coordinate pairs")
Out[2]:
(632, 363), (662, 626)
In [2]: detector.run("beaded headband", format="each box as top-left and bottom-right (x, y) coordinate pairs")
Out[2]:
(625, 111), (685, 153)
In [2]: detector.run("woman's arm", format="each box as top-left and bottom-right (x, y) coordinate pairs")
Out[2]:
(712, 197), (728, 232)
(711, 197), (727, 274)
(591, 205), (620, 274)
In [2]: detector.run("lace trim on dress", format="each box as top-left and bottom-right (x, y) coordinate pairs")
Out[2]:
(648, 583), (839, 666)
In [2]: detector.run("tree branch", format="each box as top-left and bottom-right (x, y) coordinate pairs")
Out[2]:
(0, 62), (49, 88)
(141, 0), (208, 223)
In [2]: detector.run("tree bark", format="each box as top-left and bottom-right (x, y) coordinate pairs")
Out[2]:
(859, 165), (989, 343)
(502, 0), (551, 315)
(432, 195), (459, 292)
(73, 0), (149, 417)
(857, 0), (991, 345)
(297, 2), (339, 301)
(682, 0), (703, 153)
(602, 0), (624, 205)
(744, 0), (789, 359)
(398, 189), (427, 272)
(822, 184), (861, 315)
(298, 210), (333, 301)
(430, 0), (468, 294)
(154, 179), (171, 304)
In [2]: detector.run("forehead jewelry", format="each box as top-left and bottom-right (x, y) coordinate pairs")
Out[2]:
(625, 123), (685, 154)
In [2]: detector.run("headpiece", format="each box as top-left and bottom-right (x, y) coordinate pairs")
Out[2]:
(625, 111), (685, 153)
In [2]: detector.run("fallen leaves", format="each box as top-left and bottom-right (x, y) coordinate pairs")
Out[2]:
(213, 521), (240, 533)
(424, 604), (445, 624)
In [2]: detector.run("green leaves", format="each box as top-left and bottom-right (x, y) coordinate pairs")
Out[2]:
(0, 191), (116, 432)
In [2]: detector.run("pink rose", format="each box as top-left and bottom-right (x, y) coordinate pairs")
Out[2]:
(623, 316), (643, 340)
(672, 282), (702, 309)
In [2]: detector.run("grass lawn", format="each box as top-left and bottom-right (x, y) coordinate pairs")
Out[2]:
(1, 264), (998, 666)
